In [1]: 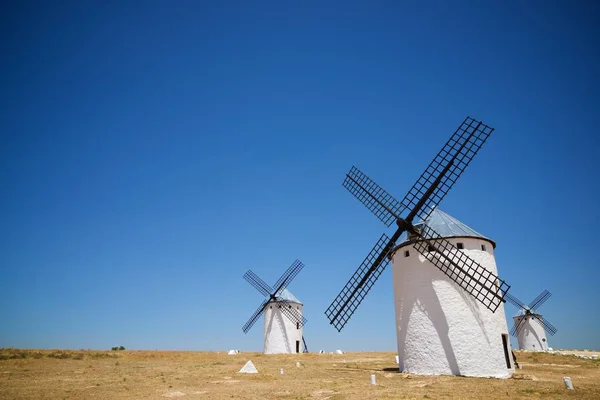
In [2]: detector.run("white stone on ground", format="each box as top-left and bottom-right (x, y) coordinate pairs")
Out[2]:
(239, 360), (258, 374)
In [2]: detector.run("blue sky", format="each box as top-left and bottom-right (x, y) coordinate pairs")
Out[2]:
(1, 1), (599, 352)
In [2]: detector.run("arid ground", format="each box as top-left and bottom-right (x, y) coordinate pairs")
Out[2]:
(1, 349), (598, 399)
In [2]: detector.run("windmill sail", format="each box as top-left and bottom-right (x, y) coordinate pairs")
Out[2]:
(326, 116), (511, 331)
(400, 117), (494, 224)
(413, 225), (509, 312)
(325, 234), (392, 331)
(343, 167), (404, 227)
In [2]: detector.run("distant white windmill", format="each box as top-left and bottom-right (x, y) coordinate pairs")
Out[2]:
(242, 260), (307, 354)
(505, 290), (557, 351)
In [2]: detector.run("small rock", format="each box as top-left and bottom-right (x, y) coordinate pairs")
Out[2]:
(563, 376), (574, 390)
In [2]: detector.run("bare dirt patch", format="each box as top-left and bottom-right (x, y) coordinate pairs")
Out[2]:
(0, 349), (598, 399)
(162, 391), (186, 398)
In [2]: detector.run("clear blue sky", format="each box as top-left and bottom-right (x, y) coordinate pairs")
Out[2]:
(1, 1), (599, 352)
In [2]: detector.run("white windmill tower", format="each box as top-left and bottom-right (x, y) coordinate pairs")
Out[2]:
(242, 260), (307, 354)
(391, 208), (514, 377)
(325, 117), (517, 378)
(504, 290), (557, 351)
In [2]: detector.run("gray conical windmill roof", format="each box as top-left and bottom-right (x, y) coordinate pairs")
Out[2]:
(276, 288), (302, 304)
(397, 208), (495, 248)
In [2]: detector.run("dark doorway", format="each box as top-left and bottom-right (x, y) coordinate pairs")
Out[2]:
(295, 340), (300, 353)
(501, 334), (511, 368)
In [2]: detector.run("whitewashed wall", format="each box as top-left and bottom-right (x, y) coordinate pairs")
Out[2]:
(514, 315), (549, 351)
(391, 237), (514, 378)
(263, 301), (303, 354)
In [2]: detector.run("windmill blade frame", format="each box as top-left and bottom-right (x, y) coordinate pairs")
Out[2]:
(510, 314), (528, 337)
(343, 166), (405, 227)
(342, 118), (494, 230)
(243, 270), (274, 298)
(399, 117), (494, 224)
(273, 260), (304, 295)
(532, 315), (558, 336)
(242, 299), (269, 334)
(529, 290), (552, 310)
(278, 301), (308, 328)
(413, 225), (509, 313)
(527, 290), (549, 310)
(504, 292), (528, 310)
(325, 233), (393, 331)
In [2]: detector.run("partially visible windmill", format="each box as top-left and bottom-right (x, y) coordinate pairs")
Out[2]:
(505, 289), (557, 351)
(242, 259), (307, 354)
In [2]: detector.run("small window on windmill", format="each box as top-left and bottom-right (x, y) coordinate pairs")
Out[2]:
(296, 322), (300, 329)
(296, 306), (299, 310)
(481, 244), (487, 251)
(278, 305), (281, 309)
(270, 306), (272, 309)
(404, 250), (410, 258)
(457, 243), (464, 250)
(428, 244), (436, 252)
(289, 305), (292, 309)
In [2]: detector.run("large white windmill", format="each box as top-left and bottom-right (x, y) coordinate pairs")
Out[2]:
(391, 208), (514, 377)
(325, 117), (517, 378)
(242, 260), (307, 354)
(504, 290), (557, 351)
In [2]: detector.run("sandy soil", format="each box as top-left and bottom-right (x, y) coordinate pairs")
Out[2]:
(0, 349), (598, 399)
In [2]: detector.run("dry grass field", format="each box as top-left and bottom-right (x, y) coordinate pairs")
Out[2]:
(1, 349), (599, 399)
